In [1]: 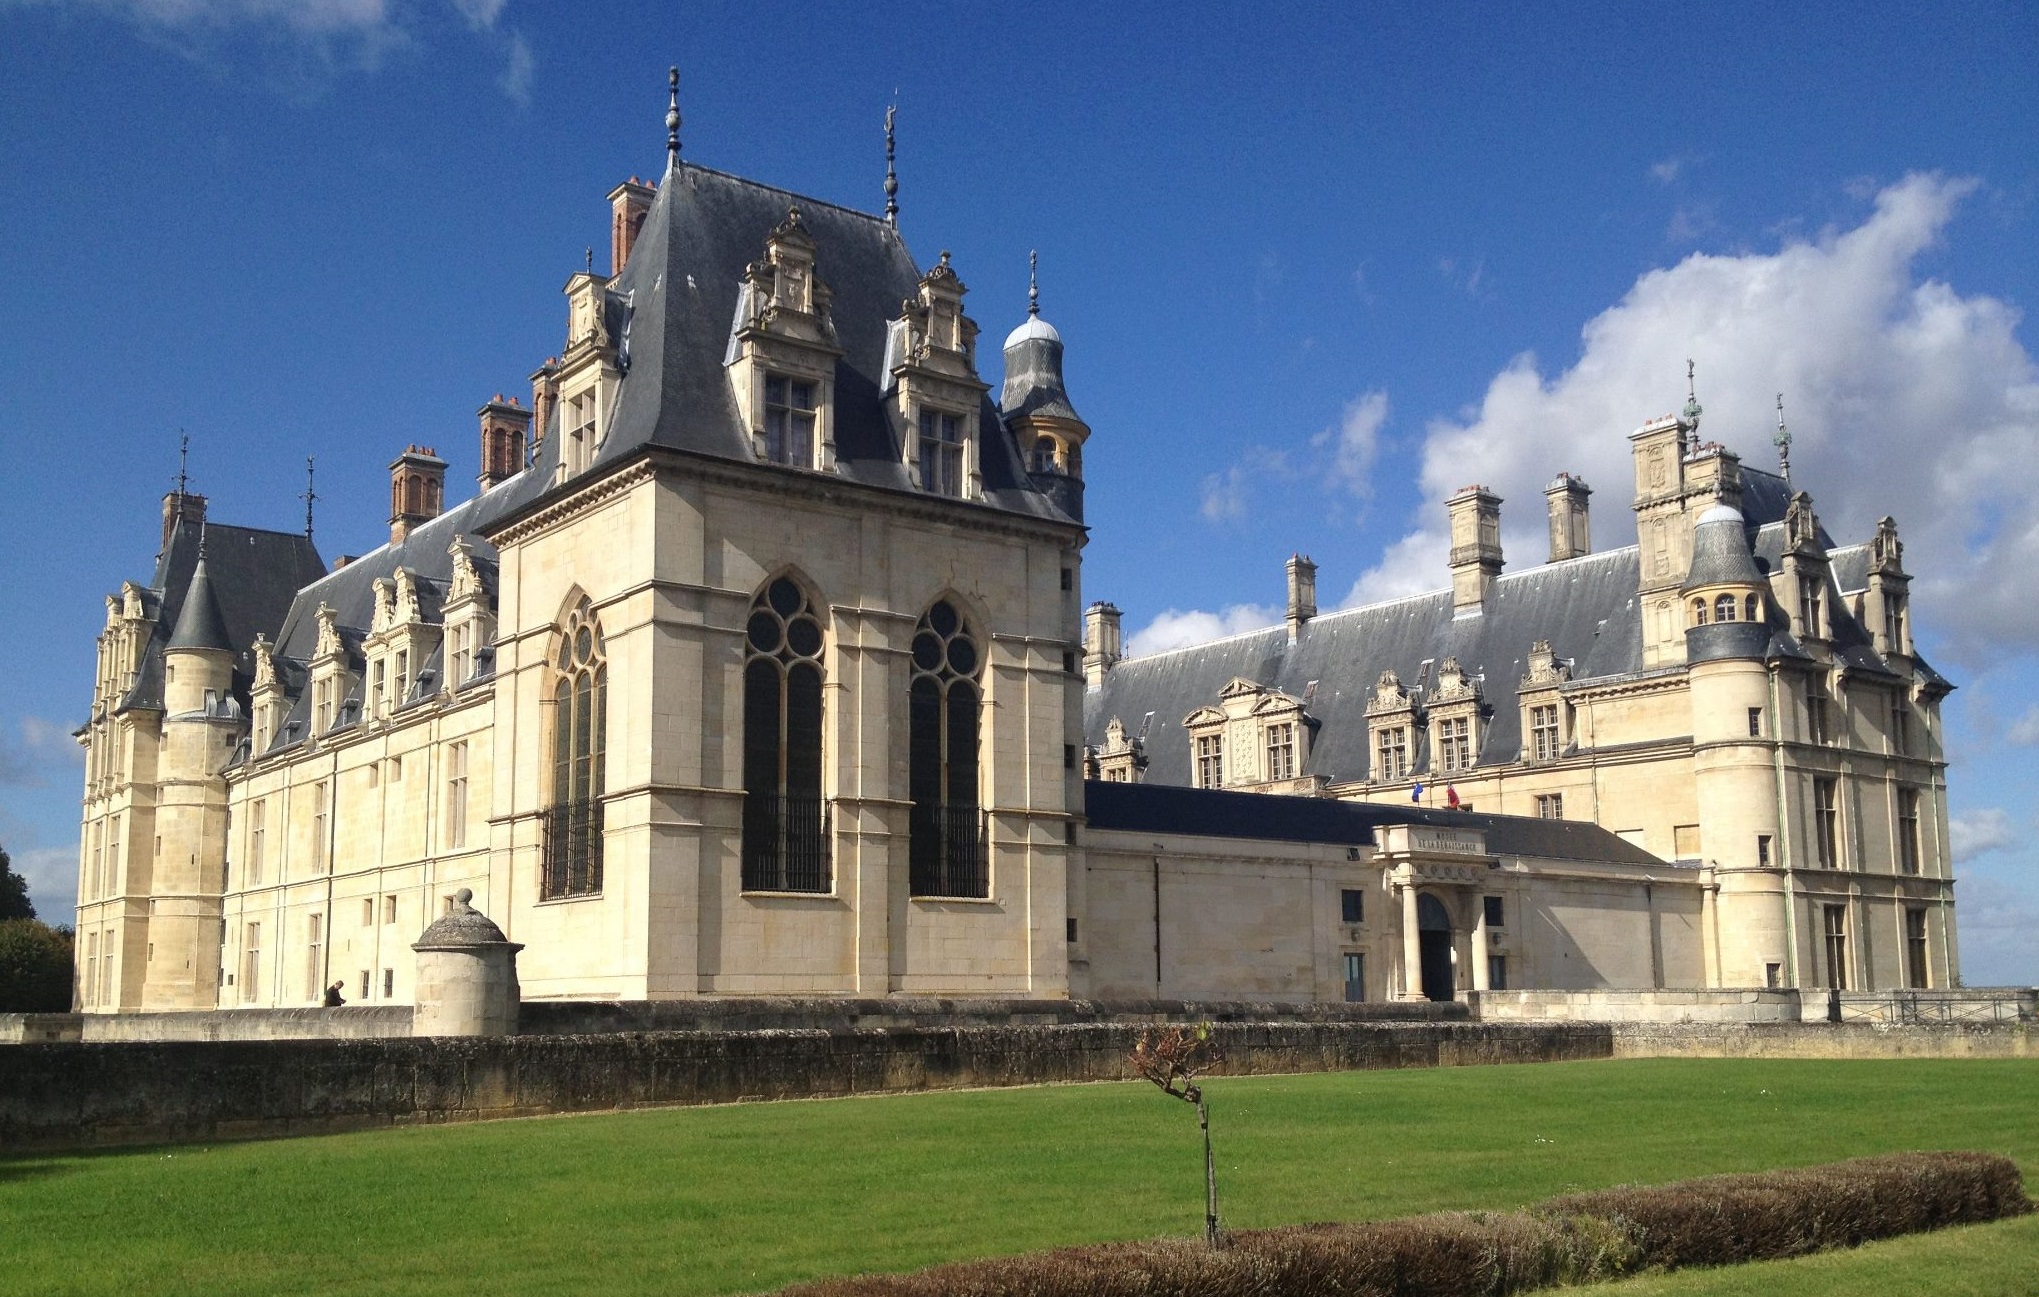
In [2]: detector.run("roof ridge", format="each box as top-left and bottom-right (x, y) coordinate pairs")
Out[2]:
(1119, 545), (1642, 667)
(681, 163), (901, 235)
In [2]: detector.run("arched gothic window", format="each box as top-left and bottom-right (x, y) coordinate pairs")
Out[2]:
(543, 600), (606, 899)
(1714, 594), (1739, 623)
(742, 577), (829, 891)
(909, 600), (985, 897)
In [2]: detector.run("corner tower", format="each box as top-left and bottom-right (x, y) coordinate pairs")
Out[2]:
(1001, 255), (1089, 522)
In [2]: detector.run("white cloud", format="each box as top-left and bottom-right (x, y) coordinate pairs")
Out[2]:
(2007, 706), (2039, 746)
(1312, 390), (1389, 499)
(1339, 173), (2039, 667)
(1129, 604), (1281, 657)
(1650, 157), (1684, 185)
(1950, 808), (2016, 862)
(496, 27), (530, 102)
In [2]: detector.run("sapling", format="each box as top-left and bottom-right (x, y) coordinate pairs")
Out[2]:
(1129, 1022), (1223, 1247)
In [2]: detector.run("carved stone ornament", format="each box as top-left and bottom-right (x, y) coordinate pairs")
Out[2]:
(313, 603), (343, 661)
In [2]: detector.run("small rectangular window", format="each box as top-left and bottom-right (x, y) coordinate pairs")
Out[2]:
(383, 894), (397, 925)
(1534, 793), (1563, 820)
(1814, 777), (1840, 867)
(1483, 895), (1505, 928)
(1765, 962), (1782, 989)
(1673, 824), (1701, 860)
(1905, 907), (1930, 988)
(1487, 955), (1508, 991)
(1062, 651), (1077, 675)
(362, 898), (374, 927)
(1823, 904), (1849, 989)
(1748, 707), (1763, 738)
(1066, 917), (1079, 943)
(1897, 787), (1921, 875)
(1757, 834), (1773, 867)
(360, 970), (371, 1001)
(1063, 744), (1076, 771)
(1340, 889), (1364, 924)
(1059, 568), (1074, 592)
(383, 968), (395, 998)
(1343, 952), (1365, 1003)
(1064, 822), (1077, 845)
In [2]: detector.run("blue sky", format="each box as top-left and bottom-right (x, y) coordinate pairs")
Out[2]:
(1, 1), (2034, 983)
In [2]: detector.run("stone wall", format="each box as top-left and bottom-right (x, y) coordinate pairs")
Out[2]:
(0, 1019), (1601, 1152)
(1611, 1021), (2039, 1059)
(1471, 988), (1804, 1024)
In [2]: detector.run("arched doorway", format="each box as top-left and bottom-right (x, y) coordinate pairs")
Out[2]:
(1417, 893), (1455, 1001)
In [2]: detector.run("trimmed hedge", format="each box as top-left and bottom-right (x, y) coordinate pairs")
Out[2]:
(774, 1151), (2032, 1297)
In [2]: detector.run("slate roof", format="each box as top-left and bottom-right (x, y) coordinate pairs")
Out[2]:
(1085, 780), (1667, 867)
(1086, 458), (1946, 784)
(584, 162), (1071, 523)
(114, 513), (326, 717)
(1086, 547), (1649, 786)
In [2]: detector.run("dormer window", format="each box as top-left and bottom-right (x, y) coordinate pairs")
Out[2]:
(566, 391), (597, 474)
(765, 375), (818, 466)
(920, 408), (965, 497)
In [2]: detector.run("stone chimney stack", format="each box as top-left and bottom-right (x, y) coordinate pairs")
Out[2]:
(389, 445), (447, 545)
(1544, 473), (1592, 562)
(477, 395), (532, 491)
(1446, 485), (1504, 614)
(608, 177), (656, 276)
(160, 491), (207, 551)
(1083, 601), (1122, 688)
(1286, 554), (1317, 640)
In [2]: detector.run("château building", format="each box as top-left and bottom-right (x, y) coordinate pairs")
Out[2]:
(70, 84), (1959, 1016)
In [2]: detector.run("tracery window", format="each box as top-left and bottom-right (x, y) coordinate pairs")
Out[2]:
(908, 600), (984, 896)
(742, 577), (829, 891)
(543, 600), (607, 899)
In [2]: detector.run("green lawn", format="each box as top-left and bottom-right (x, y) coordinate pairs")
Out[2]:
(1, 1057), (2033, 1297)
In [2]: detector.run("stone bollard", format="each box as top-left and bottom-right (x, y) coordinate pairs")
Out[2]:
(412, 887), (524, 1036)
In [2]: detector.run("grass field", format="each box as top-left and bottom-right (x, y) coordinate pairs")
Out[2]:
(1, 1057), (2034, 1297)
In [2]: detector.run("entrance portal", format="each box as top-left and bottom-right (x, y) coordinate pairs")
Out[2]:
(1417, 893), (1455, 1001)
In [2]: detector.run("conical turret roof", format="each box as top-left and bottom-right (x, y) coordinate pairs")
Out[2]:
(168, 555), (234, 652)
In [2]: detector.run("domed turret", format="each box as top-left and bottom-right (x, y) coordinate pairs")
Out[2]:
(1001, 252), (1089, 519)
(1683, 504), (1770, 662)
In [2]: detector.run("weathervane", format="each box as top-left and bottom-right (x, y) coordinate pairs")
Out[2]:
(1028, 249), (1039, 317)
(302, 455), (318, 540)
(1774, 393), (1793, 485)
(666, 66), (682, 173)
(1681, 359), (1703, 428)
(883, 100), (899, 227)
(175, 430), (189, 498)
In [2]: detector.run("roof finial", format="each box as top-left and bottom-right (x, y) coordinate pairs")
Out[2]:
(1028, 249), (1039, 317)
(1773, 392), (1793, 485)
(175, 430), (189, 497)
(883, 99), (899, 227)
(198, 518), (208, 561)
(302, 455), (318, 540)
(585, 246), (593, 275)
(1681, 358), (1703, 427)
(666, 66), (682, 173)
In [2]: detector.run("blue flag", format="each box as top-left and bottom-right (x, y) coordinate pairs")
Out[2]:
(1410, 782), (1424, 803)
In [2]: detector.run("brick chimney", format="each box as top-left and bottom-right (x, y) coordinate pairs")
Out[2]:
(608, 177), (656, 275)
(389, 446), (447, 545)
(160, 491), (207, 551)
(1544, 472), (1592, 562)
(478, 394), (532, 491)
(1446, 485), (1503, 615)
(530, 357), (560, 454)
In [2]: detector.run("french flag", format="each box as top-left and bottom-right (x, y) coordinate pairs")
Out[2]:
(1446, 784), (1461, 810)
(1410, 782), (1424, 804)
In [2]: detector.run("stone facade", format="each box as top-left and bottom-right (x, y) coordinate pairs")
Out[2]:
(72, 101), (1961, 1019)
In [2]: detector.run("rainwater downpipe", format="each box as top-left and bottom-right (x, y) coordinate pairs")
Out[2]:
(1769, 667), (1800, 988)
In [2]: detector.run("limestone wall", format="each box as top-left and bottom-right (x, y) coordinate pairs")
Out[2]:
(1611, 1020), (2038, 1059)
(0, 1019), (1605, 1151)
(1472, 988), (1803, 1023)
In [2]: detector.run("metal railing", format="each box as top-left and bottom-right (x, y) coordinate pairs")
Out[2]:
(1832, 990), (2033, 1025)
(909, 803), (987, 898)
(542, 800), (604, 899)
(741, 794), (832, 893)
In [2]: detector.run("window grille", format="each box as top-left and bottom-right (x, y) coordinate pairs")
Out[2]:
(742, 577), (830, 892)
(542, 601), (607, 899)
(908, 600), (985, 896)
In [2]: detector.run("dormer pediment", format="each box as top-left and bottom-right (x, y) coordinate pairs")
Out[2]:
(1432, 657), (1481, 706)
(736, 207), (841, 354)
(313, 603), (344, 664)
(1366, 668), (1413, 714)
(1218, 676), (1264, 700)
(1521, 639), (1571, 691)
